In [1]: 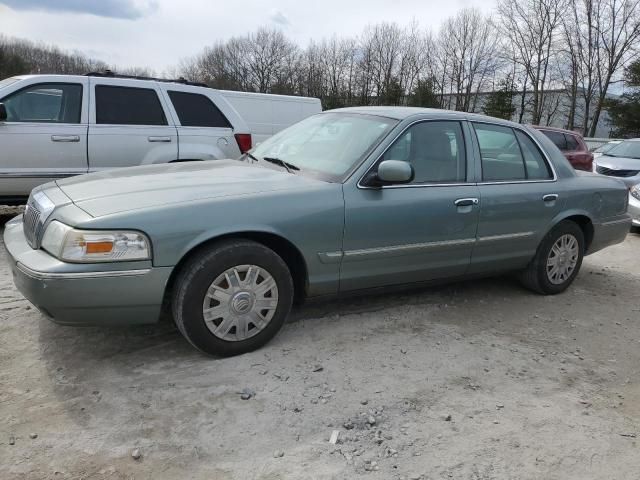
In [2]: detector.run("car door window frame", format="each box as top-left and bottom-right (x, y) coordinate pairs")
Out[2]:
(357, 119), (472, 189)
(471, 121), (557, 185)
(0, 82), (84, 124)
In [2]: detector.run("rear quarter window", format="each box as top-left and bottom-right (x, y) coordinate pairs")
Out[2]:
(168, 91), (231, 128)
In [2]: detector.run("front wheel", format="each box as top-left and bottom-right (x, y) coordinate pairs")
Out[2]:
(172, 240), (294, 356)
(519, 221), (585, 295)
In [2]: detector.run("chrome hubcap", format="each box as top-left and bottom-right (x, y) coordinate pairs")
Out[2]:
(202, 264), (279, 341)
(546, 234), (579, 285)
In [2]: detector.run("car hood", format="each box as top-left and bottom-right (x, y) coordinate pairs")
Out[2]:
(596, 155), (640, 170)
(56, 160), (327, 217)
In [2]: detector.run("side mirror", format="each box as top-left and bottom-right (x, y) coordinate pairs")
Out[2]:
(376, 160), (414, 184)
(0, 103), (6, 121)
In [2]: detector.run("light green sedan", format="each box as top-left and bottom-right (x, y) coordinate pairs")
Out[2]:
(4, 107), (631, 356)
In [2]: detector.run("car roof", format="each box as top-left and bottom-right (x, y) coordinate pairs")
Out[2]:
(325, 106), (523, 127)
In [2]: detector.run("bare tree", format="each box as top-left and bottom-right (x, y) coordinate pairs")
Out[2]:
(498, 0), (567, 124)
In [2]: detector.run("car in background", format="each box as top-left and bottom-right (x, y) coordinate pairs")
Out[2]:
(4, 107), (631, 356)
(0, 72), (321, 204)
(592, 140), (622, 159)
(592, 139), (640, 188)
(533, 126), (593, 172)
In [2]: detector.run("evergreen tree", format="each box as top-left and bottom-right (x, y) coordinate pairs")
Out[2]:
(606, 60), (640, 138)
(482, 77), (516, 120)
(409, 77), (441, 108)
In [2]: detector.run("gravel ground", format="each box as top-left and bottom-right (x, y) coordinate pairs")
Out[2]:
(1, 217), (639, 480)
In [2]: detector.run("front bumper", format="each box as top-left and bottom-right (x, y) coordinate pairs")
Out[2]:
(3, 216), (172, 326)
(629, 194), (640, 227)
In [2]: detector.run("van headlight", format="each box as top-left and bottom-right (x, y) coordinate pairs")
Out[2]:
(631, 185), (640, 201)
(41, 221), (151, 263)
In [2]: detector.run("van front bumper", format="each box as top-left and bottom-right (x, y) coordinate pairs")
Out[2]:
(3, 216), (172, 326)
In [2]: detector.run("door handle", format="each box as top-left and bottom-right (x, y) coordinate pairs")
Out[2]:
(51, 135), (80, 142)
(454, 198), (479, 207)
(543, 194), (559, 202)
(148, 136), (172, 143)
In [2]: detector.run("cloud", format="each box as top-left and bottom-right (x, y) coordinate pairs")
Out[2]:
(0, 0), (158, 20)
(269, 9), (290, 27)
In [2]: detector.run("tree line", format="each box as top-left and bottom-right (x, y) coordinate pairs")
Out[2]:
(2, 0), (640, 137)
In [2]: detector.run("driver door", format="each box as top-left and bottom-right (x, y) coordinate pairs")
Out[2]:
(339, 120), (480, 291)
(0, 79), (89, 199)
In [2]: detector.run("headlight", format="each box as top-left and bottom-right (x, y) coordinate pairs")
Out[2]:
(631, 185), (640, 201)
(41, 221), (151, 263)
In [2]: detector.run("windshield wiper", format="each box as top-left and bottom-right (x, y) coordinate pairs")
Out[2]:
(262, 156), (300, 173)
(242, 152), (259, 163)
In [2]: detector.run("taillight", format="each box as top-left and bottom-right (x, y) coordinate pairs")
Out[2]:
(234, 133), (252, 154)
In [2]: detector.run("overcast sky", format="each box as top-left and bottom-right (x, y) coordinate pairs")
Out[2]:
(0, 0), (496, 73)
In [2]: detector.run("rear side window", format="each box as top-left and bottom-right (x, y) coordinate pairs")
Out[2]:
(2, 83), (82, 123)
(565, 134), (579, 151)
(168, 91), (231, 128)
(95, 85), (167, 125)
(474, 124), (525, 181)
(541, 130), (567, 151)
(515, 130), (552, 180)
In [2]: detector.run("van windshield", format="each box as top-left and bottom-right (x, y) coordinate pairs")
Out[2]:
(250, 113), (397, 181)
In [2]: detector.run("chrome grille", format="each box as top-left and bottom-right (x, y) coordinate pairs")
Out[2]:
(23, 200), (42, 248)
(596, 165), (640, 177)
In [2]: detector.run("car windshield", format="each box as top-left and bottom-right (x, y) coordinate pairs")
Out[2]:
(594, 142), (619, 154)
(0, 77), (19, 90)
(606, 140), (640, 159)
(250, 112), (397, 181)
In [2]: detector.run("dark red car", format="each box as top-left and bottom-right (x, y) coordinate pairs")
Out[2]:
(532, 126), (593, 171)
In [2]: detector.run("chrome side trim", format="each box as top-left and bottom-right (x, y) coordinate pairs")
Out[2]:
(0, 172), (83, 178)
(331, 238), (476, 262)
(16, 262), (151, 280)
(317, 251), (343, 264)
(477, 232), (534, 243)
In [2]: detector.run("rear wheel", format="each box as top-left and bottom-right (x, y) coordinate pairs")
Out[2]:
(172, 240), (294, 356)
(519, 220), (585, 295)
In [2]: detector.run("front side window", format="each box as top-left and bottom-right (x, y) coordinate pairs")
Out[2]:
(382, 121), (466, 184)
(250, 113), (397, 181)
(475, 124), (552, 181)
(168, 91), (231, 128)
(95, 85), (167, 125)
(2, 83), (82, 123)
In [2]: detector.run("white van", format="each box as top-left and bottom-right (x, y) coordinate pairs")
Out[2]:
(0, 73), (321, 204)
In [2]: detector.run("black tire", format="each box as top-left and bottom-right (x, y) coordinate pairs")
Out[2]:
(518, 220), (585, 295)
(172, 239), (294, 356)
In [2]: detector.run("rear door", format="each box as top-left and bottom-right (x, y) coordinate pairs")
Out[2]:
(469, 123), (563, 274)
(0, 78), (88, 198)
(160, 86), (239, 160)
(88, 78), (177, 171)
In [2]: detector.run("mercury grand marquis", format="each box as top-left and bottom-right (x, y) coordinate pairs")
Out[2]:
(4, 107), (632, 356)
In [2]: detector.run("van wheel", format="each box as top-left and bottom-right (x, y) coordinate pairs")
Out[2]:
(172, 240), (294, 356)
(519, 220), (585, 295)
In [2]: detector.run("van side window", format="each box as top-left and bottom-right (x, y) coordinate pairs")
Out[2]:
(95, 85), (167, 125)
(2, 83), (82, 123)
(168, 91), (232, 128)
(383, 121), (466, 184)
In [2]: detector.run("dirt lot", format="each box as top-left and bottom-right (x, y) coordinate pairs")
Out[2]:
(1, 218), (639, 480)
